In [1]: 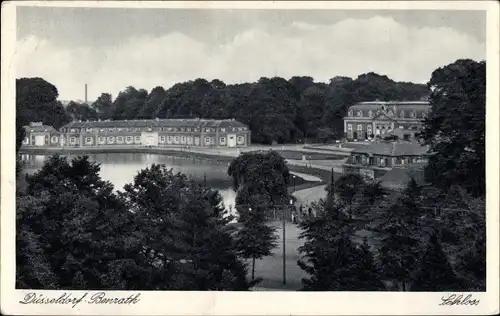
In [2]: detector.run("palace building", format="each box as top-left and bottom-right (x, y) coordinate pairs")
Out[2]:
(343, 101), (430, 141)
(22, 118), (251, 148)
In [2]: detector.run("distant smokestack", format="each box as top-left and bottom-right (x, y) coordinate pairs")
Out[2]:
(85, 84), (88, 104)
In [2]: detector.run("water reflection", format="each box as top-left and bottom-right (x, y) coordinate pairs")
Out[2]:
(21, 153), (237, 215)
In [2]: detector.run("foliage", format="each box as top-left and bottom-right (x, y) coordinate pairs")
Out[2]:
(412, 234), (463, 291)
(374, 178), (424, 291)
(298, 200), (385, 291)
(420, 59), (486, 197)
(16, 77), (71, 149)
(18, 155), (138, 289)
(228, 151), (290, 207)
(66, 101), (98, 121)
(228, 151), (287, 282)
(91, 93), (114, 120)
(120, 163), (253, 290)
(18, 157), (253, 290)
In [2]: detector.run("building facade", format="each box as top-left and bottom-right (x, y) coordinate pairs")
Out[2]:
(22, 122), (62, 147)
(27, 118), (252, 148)
(343, 101), (430, 141)
(343, 141), (429, 179)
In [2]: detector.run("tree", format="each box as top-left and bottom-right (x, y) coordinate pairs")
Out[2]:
(374, 178), (424, 291)
(120, 164), (253, 290)
(234, 192), (278, 282)
(112, 87), (148, 120)
(412, 234), (462, 291)
(18, 155), (141, 289)
(137, 86), (167, 119)
(298, 200), (385, 291)
(91, 93), (114, 120)
(16, 78), (71, 148)
(420, 59), (485, 197)
(228, 151), (290, 208)
(332, 173), (365, 219)
(66, 101), (98, 121)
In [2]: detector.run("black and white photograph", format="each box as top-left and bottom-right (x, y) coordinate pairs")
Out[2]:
(1, 1), (499, 315)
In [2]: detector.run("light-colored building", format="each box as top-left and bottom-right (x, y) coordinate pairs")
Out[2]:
(57, 118), (251, 148)
(343, 101), (430, 141)
(22, 122), (62, 147)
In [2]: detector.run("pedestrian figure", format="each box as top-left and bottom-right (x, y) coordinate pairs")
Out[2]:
(291, 212), (296, 224)
(308, 207), (312, 217)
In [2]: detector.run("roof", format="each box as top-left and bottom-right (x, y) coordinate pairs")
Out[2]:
(60, 118), (248, 130)
(23, 122), (59, 134)
(351, 141), (429, 156)
(378, 163), (426, 190)
(348, 101), (430, 111)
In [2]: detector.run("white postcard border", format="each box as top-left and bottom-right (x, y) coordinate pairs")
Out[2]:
(1, 1), (499, 315)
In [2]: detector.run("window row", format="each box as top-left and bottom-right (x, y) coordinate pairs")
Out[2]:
(347, 109), (426, 118)
(62, 126), (248, 133)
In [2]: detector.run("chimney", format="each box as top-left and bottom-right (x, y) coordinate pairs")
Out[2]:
(85, 84), (88, 104)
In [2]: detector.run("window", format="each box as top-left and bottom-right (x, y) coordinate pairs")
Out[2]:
(187, 136), (193, 145)
(147, 127), (152, 132)
(237, 136), (245, 145)
(135, 128), (141, 132)
(410, 111), (416, 118)
(167, 136), (173, 143)
(219, 137), (226, 144)
(180, 128), (185, 132)
(400, 111), (405, 118)
(70, 137), (77, 145)
(368, 110), (373, 117)
(51, 136), (58, 143)
(166, 127), (173, 132)
(116, 136), (124, 143)
(367, 126), (372, 135)
(204, 137), (211, 144)
(108, 128), (115, 132)
(126, 136), (133, 143)
(117, 128), (123, 132)
(86, 128), (92, 133)
(356, 111), (362, 117)
(347, 124), (352, 131)
(100, 128), (105, 132)
(220, 128), (226, 133)
(174, 136), (180, 144)
(205, 128), (211, 133)
(181, 136), (186, 144)
(98, 136), (106, 144)
(107, 136), (115, 144)
(160, 136), (166, 143)
(134, 136), (141, 143)
(357, 125), (363, 132)
(399, 125), (404, 129)
(125, 128), (130, 132)
(388, 110), (393, 116)
(187, 128), (192, 132)
(61, 128), (65, 132)
(70, 129), (76, 133)
(348, 110), (353, 117)
(85, 137), (93, 144)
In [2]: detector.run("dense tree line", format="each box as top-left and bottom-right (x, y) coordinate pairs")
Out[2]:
(16, 73), (428, 148)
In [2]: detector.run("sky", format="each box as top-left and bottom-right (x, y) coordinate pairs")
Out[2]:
(15, 6), (486, 101)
